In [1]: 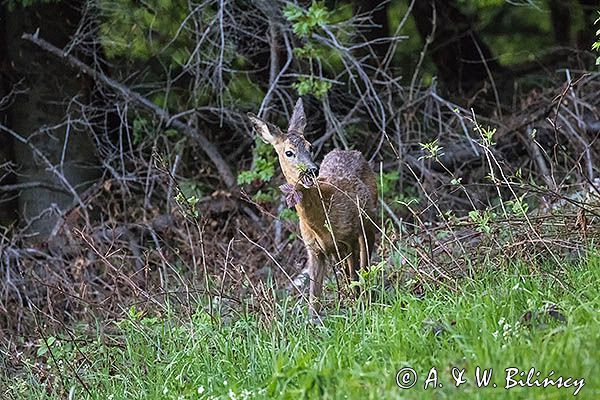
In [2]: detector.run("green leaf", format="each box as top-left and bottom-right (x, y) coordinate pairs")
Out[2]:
(237, 171), (255, 185)
(37, 336), (57, 357)
(292, 76), (331, 98)
(283, 5), (303, 21)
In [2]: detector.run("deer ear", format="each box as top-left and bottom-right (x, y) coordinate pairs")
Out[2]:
(247, 113), (282, 145)
(288, 98), (306, 135)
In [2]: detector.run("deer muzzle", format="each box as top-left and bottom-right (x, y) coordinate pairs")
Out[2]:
(299, 165), (318, 188)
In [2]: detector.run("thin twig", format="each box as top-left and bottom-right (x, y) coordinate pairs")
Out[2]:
(22, 32), (237, 189)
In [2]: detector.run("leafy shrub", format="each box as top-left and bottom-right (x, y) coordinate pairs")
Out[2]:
(284, 2), (334, 99)
(237, 140), (277, 185)
(593, 11), (600, 65)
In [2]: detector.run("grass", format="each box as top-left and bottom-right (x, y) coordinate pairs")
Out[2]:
(3, 254), (600, 400)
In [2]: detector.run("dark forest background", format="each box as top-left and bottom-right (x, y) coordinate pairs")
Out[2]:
(0, 0), (599, 338)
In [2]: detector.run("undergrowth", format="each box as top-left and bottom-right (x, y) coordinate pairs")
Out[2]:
(3, 253), (599, 399)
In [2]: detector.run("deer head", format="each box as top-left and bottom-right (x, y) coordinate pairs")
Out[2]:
(248, 98), (318, 188)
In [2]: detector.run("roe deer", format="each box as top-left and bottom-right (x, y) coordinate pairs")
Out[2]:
(248, 98), (378, 318)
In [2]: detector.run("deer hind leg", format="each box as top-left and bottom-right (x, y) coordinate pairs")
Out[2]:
(307, 248), (326, 319)
(359, 225), (375, 271)
(358, 234), (368, 272)
(343, 246), (360, 299)
(345, 250), (359, 282)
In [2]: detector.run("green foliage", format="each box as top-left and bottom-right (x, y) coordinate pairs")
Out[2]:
(150, 90), (189, 112)
(292, 76), (332, 99)
(460, 1), (552, 66)
(237, 140), (277, 186)
(132, 116), (180, 145)
(251, 187), (278, 204)
(35, 335), (56, 357)
(419, 139), (444, 160)
(237, 139), (280, 206)
(290, 7), (346, 74)
(468, 209), (496, 234)
(292, 42), (324, 59)
(477, 125), (497, 147)
(458, 0), (542, 9)
(506, 194), (530, 215)
(378, 170), (419, 215)
(174, 180), (203, 219)
(283, 2), (330, 38)
(132, 117), (151, 145)
(285, 2), (335, 99)
(6, 255), (600, 398)
(99, 0), (249, 112)
(457, 0), (505, 7)
(350, 260), (385, 292)
(175, 191), (199, 218)
(236, 170), (258, 186)
(178, 180), (203, 201)
(278, 207), (298, 223)
(225, 75), (265, 109)
(377, 170), (400, 198)
(593, 12), (600, 65)
(98, 0), (225, 70)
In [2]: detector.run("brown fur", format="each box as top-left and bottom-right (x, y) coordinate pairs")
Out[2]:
(248, 100), (378, 318)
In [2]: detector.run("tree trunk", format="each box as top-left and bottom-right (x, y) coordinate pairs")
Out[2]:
(5, 1), (98, 240)
(0, 5), (16, 227)
(411, 0), (506, 96)
(549, 0), (571, 45)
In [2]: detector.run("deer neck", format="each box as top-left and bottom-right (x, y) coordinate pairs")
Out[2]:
(295, 183), (328, 232)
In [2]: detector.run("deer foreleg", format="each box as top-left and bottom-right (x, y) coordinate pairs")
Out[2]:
(307, 249), (325, 319)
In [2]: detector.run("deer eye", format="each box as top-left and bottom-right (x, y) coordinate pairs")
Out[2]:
(285, 150), (294, 158)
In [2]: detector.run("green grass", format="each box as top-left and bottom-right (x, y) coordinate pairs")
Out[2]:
(4, 255), (600, 400)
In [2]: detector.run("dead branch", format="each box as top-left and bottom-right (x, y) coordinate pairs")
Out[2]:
(21, 32), (237, 189)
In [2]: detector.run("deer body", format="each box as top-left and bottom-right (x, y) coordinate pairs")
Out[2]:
(248, 100), (378, 318)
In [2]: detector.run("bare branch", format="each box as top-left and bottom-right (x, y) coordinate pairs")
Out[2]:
(22, 32), (237, 189)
